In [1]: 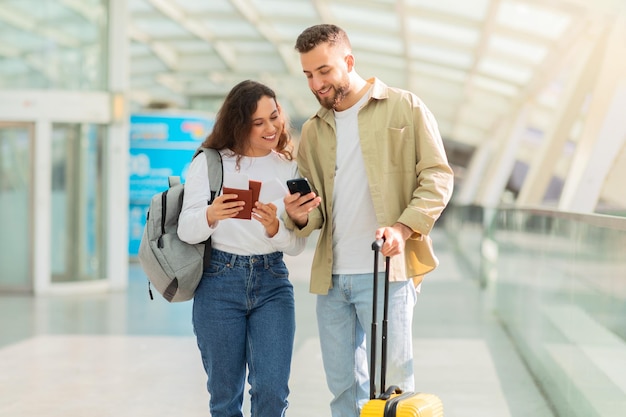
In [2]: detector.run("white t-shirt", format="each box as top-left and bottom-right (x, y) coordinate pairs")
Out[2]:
(332, 88), (380, 274)
(178, 150), (305, 256)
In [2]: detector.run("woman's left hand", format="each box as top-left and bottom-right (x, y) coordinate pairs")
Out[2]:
(252, 202), (280, 237)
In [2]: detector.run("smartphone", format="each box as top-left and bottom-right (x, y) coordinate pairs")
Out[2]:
(287, 177), (312, 196)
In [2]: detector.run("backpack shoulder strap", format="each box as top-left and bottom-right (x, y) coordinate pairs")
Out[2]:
(168, 176), (181, 187)
(193, 147), (223, 203)
(192, 147), (223, 267)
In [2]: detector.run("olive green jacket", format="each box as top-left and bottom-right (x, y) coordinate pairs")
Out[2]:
(285, 78), (454, 295)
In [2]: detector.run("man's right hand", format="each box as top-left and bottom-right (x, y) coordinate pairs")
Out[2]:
(283, 191), (321, 228)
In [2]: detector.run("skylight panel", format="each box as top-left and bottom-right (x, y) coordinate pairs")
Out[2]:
(408, 17), (480, 47)
(489, 35), (548, 64)
(406, 0), (490, 21)
(497, 1), (572, 40)
(349, 32), (404, 56)
(329, 3), (397, 27)
(410, 44), (474, 69)
(250, 0), (317, 18)
(478, 58), (533, 84)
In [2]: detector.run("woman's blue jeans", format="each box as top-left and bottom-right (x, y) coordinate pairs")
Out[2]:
(192, 248), (295, 417)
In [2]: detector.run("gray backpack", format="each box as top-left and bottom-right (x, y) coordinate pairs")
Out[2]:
(138, 147), (223, 302)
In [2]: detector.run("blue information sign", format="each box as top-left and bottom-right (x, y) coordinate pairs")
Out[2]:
(128, 112), (214, 256)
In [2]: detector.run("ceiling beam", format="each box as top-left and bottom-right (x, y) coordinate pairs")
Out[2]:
(60, 0), (103, 23)
(228, 0), (299, 74)
(146, 0), (236, 71)
(451, 0), (502, 139)
(397, 0), (414, 91)
(311, 0), (333, 23)
(128, 24), (179, 71)
(0, 4), (81, 48)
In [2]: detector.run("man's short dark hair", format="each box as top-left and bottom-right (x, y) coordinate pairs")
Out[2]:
(294, 24), (351, 53)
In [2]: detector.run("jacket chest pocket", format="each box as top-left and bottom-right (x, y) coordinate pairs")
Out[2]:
(379, 126), (415, 173)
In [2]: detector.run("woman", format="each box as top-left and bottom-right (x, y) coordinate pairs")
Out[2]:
(178, 80), (305, 417)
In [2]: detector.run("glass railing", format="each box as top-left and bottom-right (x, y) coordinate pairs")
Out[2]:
(445, 204), (626, 417)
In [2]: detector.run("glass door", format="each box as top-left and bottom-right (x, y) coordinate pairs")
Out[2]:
(51, 123), (106, 283)
(0, 122), (33, 292)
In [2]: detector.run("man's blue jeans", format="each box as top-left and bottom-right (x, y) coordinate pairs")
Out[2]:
(193, 249), (295, 417)
(317, 273), (417, 417)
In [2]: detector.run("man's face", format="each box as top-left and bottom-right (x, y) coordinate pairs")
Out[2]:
(299, 43), (351, 110)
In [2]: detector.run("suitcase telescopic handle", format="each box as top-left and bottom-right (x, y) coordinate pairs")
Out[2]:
(370, 238), (391, 400)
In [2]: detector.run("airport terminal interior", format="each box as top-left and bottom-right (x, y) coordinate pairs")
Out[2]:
(1, 0), (626, 416)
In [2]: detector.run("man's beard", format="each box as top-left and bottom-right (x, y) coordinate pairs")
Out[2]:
(315, 80), (350, 110)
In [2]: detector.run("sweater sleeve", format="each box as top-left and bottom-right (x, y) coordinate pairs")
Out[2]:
(178, 155), (217, 244)
(266, 219), (307, 256)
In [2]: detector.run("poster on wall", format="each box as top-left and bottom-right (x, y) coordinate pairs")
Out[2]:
(128, 112), (214, 256)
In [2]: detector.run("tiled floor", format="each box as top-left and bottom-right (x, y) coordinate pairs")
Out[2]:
(0, 229), (553, 416)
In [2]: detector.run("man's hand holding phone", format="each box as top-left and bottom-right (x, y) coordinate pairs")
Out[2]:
(284, 177), (321, 228)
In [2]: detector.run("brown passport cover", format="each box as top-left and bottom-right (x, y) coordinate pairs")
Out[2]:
(223, 180), (262, 220)
(249, 180), (261, 207)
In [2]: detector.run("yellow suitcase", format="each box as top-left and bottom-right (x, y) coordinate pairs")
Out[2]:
(361, 387), (443, 417)
(361, 240), (444, 417)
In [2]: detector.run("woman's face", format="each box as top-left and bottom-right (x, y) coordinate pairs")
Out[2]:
(245, 95), (282, 157)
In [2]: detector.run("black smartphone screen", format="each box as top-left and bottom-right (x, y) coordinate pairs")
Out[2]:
(287, 178), (312, 195)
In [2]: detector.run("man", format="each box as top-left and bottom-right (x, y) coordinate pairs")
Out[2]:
(284, 24), (454, 417)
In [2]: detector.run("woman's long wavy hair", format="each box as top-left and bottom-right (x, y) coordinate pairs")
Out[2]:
(201, 80), (294, 168)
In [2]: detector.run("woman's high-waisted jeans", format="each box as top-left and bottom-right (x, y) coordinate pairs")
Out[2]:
(192, 248), (295, 417)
